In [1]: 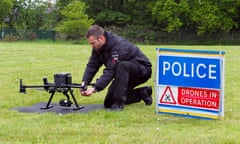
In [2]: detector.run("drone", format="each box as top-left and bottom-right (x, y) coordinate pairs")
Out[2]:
(19, 72), (91, 110)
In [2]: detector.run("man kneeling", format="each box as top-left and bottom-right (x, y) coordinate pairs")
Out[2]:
(80, 25), (152, 111)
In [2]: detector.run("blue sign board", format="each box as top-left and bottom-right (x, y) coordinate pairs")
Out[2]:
(155, 48), (225, 120)
(158, 56), (221, 89)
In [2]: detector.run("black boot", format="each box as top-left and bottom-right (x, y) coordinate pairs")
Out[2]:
(142, 86), (152, 105)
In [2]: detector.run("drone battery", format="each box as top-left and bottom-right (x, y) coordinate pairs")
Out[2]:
(54, 72), (72, 87)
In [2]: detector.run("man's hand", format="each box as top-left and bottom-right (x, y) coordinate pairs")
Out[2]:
(80, 81), (88, 96)
(80, 87), (95, 96)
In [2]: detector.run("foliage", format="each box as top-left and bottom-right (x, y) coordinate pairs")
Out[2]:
(107, 25), (158, 44)
(151, 0), (240, 35)
(0, 0), (240, 42)
(4, 0), (49, 39)
(152, 0), (190, 33)
(8, 0), (48, 30)
(82, 0), (153, 26)
(55, 0), (94, 40)
(45, 0), (74, 30)
(190, 0), (238, 35)
(81, 0), (129, 26)
(0, 0), (13, 27)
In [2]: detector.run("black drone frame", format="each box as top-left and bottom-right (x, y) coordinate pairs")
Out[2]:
(19, 72), (91, 110)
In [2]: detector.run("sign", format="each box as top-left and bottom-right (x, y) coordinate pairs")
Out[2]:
(160, 86), (176, 104)
(155, 48), (225, 120)
(178, 87), (220, 110)
(159, 56), (221, 89)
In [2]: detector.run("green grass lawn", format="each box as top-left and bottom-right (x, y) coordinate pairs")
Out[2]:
(0, 42), (239, 143)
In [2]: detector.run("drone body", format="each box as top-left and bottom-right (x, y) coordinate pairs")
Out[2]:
(20, 72), (88, 110)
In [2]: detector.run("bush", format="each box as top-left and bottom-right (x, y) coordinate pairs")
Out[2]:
(1, 34), (20, 42)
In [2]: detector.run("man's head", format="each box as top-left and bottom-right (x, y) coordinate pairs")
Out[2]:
(86, 25), (106, 51)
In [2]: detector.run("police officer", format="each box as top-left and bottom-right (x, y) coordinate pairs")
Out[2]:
(80, 25), (152, 111)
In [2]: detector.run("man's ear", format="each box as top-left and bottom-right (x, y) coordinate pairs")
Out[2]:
(99, 35), (106, 43)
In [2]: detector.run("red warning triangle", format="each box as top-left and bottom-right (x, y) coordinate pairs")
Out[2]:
(160, 86), (176, 104)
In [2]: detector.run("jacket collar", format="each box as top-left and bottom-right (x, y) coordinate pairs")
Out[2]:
(99, 31), (116, 52)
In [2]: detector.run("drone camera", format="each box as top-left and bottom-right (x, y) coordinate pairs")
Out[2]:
(59, 99), (73, 107)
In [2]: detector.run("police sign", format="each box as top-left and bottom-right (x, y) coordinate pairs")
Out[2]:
(156, 48), (225, 120)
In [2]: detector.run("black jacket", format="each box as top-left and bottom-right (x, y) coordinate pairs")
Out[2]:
(82, 31), (152, 91)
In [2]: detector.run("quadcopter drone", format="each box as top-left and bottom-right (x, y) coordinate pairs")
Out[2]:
(19, 72), (92, 110)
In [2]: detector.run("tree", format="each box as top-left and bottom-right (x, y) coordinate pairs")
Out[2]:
(82, 0), (153, 27)
(55, 0), (94, 40)
(5, 0), (48, 39)
(190, 0), (239, 35)
(151, 0), (239, 35)
(52, 0), (73, 23)
(81, 0), (129, 26)
(151, 0), (191, 33)
(0, 0), (13, 28)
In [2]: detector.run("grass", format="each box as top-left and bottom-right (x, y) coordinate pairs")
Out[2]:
(0, 42), (240, 143)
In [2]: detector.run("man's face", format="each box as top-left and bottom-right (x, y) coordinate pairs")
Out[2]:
(87, 35), (105, 51)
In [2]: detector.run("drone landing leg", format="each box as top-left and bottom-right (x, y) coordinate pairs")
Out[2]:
(68, 88), (84, 110)
(40, 90), (55, 109)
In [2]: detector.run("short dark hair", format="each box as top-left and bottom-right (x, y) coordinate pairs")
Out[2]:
(86, 25), (104, 38)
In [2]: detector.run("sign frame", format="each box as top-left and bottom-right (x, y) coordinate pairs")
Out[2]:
(155, 48), (225, 120)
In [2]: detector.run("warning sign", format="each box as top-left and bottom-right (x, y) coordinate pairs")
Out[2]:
(178, 87), (220, 109)
(160, 86), (176, 104)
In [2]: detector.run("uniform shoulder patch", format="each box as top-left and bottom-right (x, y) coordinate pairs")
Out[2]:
(111, 53), (120, 63)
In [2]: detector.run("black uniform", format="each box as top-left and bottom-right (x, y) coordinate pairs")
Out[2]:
(82, 31), (152, 108)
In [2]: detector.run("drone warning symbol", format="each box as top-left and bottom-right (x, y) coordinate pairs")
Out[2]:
(160, 86), (176, 104)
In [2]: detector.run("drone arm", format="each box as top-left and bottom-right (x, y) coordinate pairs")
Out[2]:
(19, 78), (55, 93)
(63, 83), (94, 90)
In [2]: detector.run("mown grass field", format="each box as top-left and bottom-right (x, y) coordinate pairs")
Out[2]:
(0, 42), (239, 144)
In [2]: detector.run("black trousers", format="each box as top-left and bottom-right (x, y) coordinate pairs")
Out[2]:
(104, 60), (152, 108)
